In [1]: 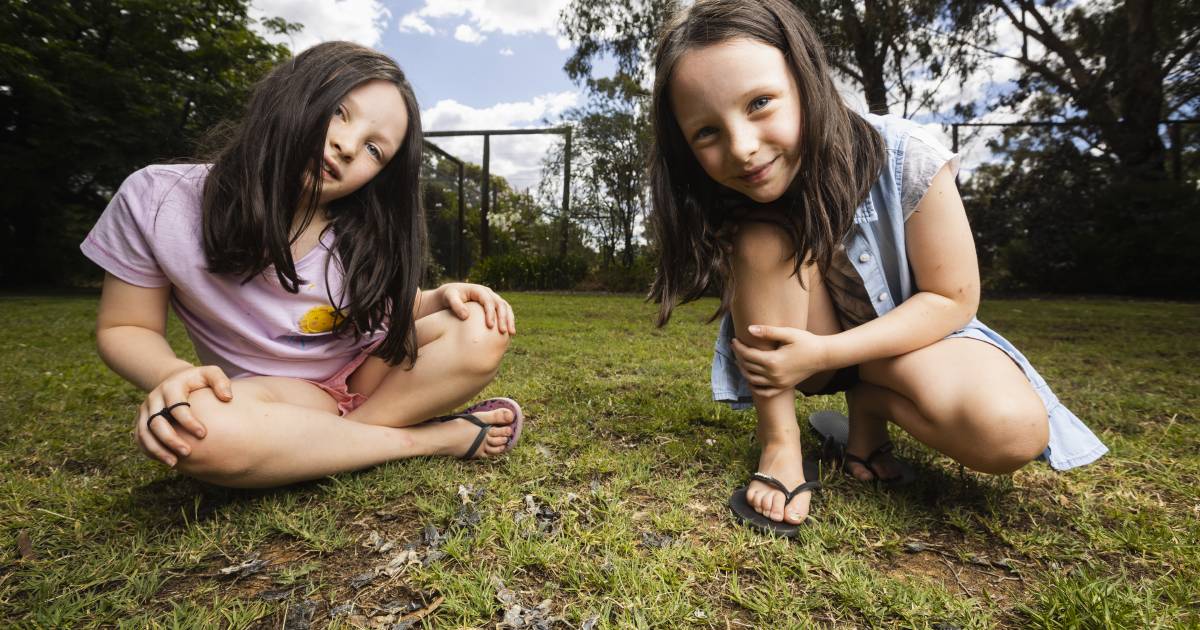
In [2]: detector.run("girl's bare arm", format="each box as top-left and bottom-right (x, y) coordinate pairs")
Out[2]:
(95, 273), (192, 391)
(821, 162), (980, 368)
(97, 273), (234, 465)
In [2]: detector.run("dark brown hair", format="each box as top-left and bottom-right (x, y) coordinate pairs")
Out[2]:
(648, 0), (884, 325)
(201, 41), (425, 366)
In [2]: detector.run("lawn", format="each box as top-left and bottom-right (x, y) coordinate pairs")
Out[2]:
(1, 293), (1197, 628)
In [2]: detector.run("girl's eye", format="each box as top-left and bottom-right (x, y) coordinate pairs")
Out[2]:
(334, 104), (346, 119)
(750, 96), (771, 112)
(694, 127), (716, 142)
(366, 144), (382, 160)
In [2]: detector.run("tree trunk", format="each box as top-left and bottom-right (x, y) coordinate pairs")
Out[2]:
(1111, 0), (1167, 180)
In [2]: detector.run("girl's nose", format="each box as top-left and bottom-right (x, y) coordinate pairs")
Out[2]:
(727, 122), (759, 164)
(329, 138), (351, 161)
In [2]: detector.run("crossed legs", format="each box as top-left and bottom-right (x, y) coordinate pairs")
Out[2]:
(728, 221), (1049, 525)
(173, 303), (515, 488)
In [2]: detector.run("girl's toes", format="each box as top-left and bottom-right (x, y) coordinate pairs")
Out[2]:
(783, 498), (807, 524)
(486, 433), (510, 447)
(850, 463), (874, 481)
(484, 409), (513, 426)
(768, 494), (784, 522)
(746, 488), (762, 514)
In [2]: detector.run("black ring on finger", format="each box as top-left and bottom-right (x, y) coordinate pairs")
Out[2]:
(149, 401), (191, 423)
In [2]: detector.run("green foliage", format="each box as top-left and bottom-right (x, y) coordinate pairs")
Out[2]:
(470, 254), (588, 291)
(794, 0), (989, 115)
(0, 0), (292, 287)
(983, 0), (1198, 178)
(963, 133), (1200, 297)
(584, 254), (656, 294)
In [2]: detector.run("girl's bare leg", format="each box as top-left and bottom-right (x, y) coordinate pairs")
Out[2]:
(170, 302), (516, 488)
(844, 339), (1049, 478)
(729, 221), (840, 525)
(172, 378), (515, 488)
(346, 302), (510, 427)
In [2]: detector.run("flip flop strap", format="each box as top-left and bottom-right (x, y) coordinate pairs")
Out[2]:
(750, 472), (821, 502)
(844, 441), (896, 480)
(435, 413), (489, 459)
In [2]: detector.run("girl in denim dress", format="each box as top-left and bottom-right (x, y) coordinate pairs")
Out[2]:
(646, 0), (1107, 535)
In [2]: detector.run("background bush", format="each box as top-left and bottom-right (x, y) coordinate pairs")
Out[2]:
(470, 254), (588, 291)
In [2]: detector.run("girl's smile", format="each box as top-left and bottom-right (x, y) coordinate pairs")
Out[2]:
(669, 38), (804, 204)
(321, 155), (341, 181)
(739, 155), (779, 184)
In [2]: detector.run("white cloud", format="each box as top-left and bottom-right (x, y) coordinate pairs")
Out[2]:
(401, 0), (572, 38)
(250, 0), (390, 50)
(421, 91), (581, 190)
(398, 13), (435, 35)
(454, 24), (486, 44)
(499, 47), (514, 56)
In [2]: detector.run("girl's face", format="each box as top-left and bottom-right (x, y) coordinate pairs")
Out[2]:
(317, 79), (409, 207)
(669, 38), (803, 204)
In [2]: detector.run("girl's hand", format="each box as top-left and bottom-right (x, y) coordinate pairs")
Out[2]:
(134, 365), (232, 467)
(731, 325), (829, 398)
(440, 283), (516, 334)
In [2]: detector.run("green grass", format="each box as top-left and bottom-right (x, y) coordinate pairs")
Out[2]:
(1, 293), (1197, 628)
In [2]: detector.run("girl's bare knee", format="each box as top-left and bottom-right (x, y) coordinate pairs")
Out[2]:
(173, 387), (257, 484)
(452, 302), (509, 375)
(966, 403), (1049, 474)
(730, 220), (795, 272)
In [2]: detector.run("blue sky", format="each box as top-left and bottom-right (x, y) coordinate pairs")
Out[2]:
(380, 12), (576, 109)
(250, 0), (585, 190)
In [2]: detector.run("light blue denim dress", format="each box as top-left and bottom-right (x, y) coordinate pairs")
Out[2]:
(711, 114), (1108, 471)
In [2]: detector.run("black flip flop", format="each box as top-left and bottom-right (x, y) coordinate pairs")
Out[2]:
(434, 413), (492, 459)
(809, 411), (916, 486)
(728, 459), (821, 537)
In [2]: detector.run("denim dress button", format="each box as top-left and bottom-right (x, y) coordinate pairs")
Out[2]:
(859, 252), (871, 263)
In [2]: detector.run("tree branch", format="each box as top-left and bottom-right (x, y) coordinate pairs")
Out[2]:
(1162, 30), (1200, 80)
(1001, 0), (1095, 94)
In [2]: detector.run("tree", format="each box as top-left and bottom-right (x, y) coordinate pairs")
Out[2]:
(557, 1), (673, 269)
(968, 0), (1199, 180)
(795, 0), (989, 115)
(0, 0), (293, 286)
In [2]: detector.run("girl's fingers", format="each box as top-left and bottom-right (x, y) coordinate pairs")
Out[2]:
(745, 372), (771, 387)
(145, 391), (191, 458)
(202, 366), (233, 400)
(170, 401), (207, 440)
(163, 383), (206, 439)
(751, 385), (784, 398)
(148, 413), (191, 459)
(136, 409), (177, 467)
(504, 302), (516, 334)
(736, 354), (768, 376)
(484, 296), (497, 328)
(446, 290), (469, 320)
(730, 338), (767, 364)
(133, 404), (153, 459)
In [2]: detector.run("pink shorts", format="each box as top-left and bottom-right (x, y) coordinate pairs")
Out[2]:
(304, 341), (380, 416)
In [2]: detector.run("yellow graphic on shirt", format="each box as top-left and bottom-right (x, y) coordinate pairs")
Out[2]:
(297, 305), (345, 334)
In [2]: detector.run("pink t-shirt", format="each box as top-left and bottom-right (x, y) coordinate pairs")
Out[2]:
(81, 164), (380, 381)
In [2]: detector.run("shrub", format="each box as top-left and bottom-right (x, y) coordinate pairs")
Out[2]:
(470, 254), (588, 290)
(585, 256), (656, 293)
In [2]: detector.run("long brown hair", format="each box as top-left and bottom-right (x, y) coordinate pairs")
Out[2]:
(201, 41), (425, 366)
(647, 0), (884, 325)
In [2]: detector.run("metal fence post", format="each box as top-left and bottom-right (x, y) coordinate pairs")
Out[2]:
(481, 134), (491, 260)
(560, 127), (572, 257)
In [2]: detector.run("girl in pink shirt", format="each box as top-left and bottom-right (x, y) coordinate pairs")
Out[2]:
(82, 42), (523, 488)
